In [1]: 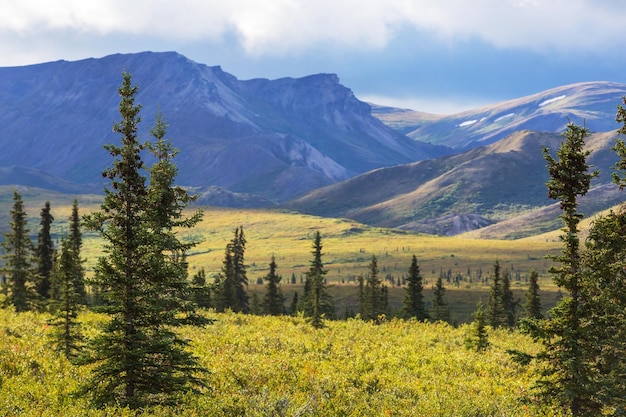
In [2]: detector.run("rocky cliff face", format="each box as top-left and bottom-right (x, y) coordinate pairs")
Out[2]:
(0, 52), (447, 201)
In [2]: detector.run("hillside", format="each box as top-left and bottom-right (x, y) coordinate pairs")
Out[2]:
(0, 52), (446, 201)
(284, 130), (625, 236)
(373, 81), (626, 150)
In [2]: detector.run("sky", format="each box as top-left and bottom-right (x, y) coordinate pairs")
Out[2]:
(2, 0), (626, 114)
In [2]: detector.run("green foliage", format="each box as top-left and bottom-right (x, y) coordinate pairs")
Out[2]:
(78, 73), (207, 409)
(361, 255), (385, 323)
(190, 268), (211, 309)
(36, 201), (54, 299)
(0, 309), (568, 416)
(304, 231), (335, 328)
(68, 199), (86, 304)
(214, 226), (249, 313)
(47, 238), (83, 360)
(431, 275), (449, 323)
(261, 255), (284, 315)
(487, 260), (507, 328)
(466, 301), (489, 352)
(401, 255), (428, 320)
(2, 190), (38, 312)
(524, 269), (542, 320)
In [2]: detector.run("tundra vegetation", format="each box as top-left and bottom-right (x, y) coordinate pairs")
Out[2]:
(1, 74), (626, 415)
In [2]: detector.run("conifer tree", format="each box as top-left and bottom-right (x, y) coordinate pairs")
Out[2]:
(401, 255), (428, 320)
(466, 301), (489, 352)
(289, 291), (299, 315)
(487, 260), (507, 328)
(431, 275), (449, 323)
(79, 73), (207, 409)
(362, 255), (384, 323)
(261, 255), (284, 315)
(191, 268), (211, 309)
(48, 238), (83, 360)
(304, 231), (334, 328)
(2, 191), (37, 312)
(524, 269), (542, 319)
(214, 227), (249, 313)
(36, 201), (54, 299)
(68, 199), (86, 304)
(502, 269), (518, 328)
(526, 121), (599, 416)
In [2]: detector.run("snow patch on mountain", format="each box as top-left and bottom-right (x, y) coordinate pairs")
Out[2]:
(539, 95), (567, 107)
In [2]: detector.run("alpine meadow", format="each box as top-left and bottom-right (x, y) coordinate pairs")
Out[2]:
(3, 66), (626, 417)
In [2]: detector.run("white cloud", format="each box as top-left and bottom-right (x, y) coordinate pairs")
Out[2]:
(2, 0), (624, 60)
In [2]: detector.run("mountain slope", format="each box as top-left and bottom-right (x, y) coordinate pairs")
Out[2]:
(373, 81), (626, 150)
(0, 52), (447, 202)
(283, 130), (623, 235)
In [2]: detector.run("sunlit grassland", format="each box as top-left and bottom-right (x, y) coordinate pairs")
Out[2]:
(0, 309), (567, 416)
(10, 196), (563, 322)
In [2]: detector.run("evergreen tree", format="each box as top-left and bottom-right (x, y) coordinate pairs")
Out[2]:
(502, 269), (518, 328)
(431, 275), (449, 323)
(304, 231), (334, 328)
(362, 255), (384, 323)
(79, 73), (207, 409)
(524, 269), (542, 319)
(289, 291), (299, 315)
(48, 238), (83, 360)
(36, 201), (54, 299)
(401, 255), (428, 320)
(526, 121), (599, 416)
(466, 301), (489, 352)
(68, 199), (86, 304)
(487, 260), (507, 328)
(190, 268), (211, 309)
(261, 255), (284, 315)
(214, 227), (249, 313)
(1, 191), (37, 312)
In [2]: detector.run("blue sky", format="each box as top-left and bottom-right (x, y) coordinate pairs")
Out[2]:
(2, 0), (626, 114)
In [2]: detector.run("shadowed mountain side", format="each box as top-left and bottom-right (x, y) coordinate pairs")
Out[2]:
(0, 166), (99, 194)
(191, 186), (276, 209)
(284, 130), (622, 236)
(0, 51), (448, 202)
(373, 81), (626, 150)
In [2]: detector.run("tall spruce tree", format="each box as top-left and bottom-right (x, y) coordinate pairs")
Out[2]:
(190, 268), (211, 309)
(487, 260), (507, 328)
(527, 121), (599, 416)
(466, 301), (489, 352)
(68, 199), (86, 304)
(2, 191), (37, 312)
(261, 255), (284, 316)
(361, 255), (384, 323)
(79, 73), (207, 409)
(524, 269), (542, 319)
(431, 275), (449, 323)
(36, 201), (54, 299)
(401, 255), (428, 320)
(304, 231), (334, 328)
(214, 227), (249, 313)
(502, 269), (518, 328)
(48, 238), (83, 360)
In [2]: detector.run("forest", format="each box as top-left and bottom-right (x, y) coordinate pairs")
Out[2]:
(2, 72), (626, 416)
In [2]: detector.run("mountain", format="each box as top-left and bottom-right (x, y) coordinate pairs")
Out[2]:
(283, 129), (625, 236)
(0, 51), (447, 202)
(373, 81), (626, 150)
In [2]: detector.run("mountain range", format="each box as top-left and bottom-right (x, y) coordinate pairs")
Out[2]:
(1, 51), (625, 237)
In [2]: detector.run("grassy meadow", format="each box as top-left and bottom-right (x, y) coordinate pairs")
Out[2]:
(3, 190), (564, 323)
(0, 309), (567, 416)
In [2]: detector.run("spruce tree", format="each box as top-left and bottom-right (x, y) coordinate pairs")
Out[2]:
(487, 260), (507, 328)
(304, 231), (334, 328)
(79, 73), (207, 409)
(2, 190), (37, 312)
(191, 268), (211, 309)
(362, 255), (384, 323)
(527, 121), (599, 416)
(214, 227), (248, 313)
(431, 275), (449, 323)
(48, 238), (83, 360)
(289, 291), (299, 315)
(36, 201), (54, 299)
(466, 301), (489, 352)
(502, 269), (518, 328)
(401, 255), (428, 320)
(261, 255), (284, 315)
(68, 199), (86, 304)
(524, 269), (542, 319)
